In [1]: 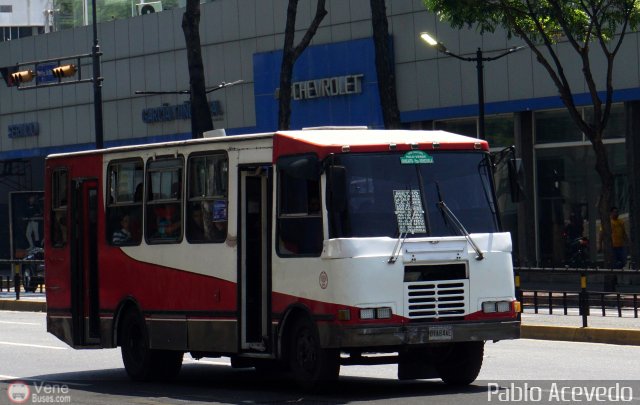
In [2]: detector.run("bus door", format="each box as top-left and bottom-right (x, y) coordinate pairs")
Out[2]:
(70, 178), (100, 346)
(239, 166), (272, 352)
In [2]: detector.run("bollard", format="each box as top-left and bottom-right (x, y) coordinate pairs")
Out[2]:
(579, 273), (588, 327)
(14, 273), (20, 301)
(514, 273), (522, 320)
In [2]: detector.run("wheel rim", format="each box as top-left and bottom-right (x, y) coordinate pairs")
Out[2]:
(295, 326), (318, 374)
(126, 321), (145, 365)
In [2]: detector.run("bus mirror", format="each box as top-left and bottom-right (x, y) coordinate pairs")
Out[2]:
(278, 154), (320, 180)
(508, 158), (525, 203)
(328, 165), (347, 213)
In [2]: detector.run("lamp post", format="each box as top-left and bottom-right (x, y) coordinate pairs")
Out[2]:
(420, 32), (524, 140)
(91, 0), (104, 149)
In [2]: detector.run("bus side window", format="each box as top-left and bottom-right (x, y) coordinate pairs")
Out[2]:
(146, 157), (184, 244)
(277, 169), (323, 257)
(51, 168), (68, 247)
(186, 153), (228, 243)
(106, 159), (144, 246)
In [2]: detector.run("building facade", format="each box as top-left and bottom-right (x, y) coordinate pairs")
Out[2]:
(0, 0), (634, 266)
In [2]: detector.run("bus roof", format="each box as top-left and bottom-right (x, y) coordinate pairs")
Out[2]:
(46, 128), (488, 161)
(273, 129), (488, 160)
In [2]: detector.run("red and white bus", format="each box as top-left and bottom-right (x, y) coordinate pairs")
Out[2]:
(44, 128), (520, 388)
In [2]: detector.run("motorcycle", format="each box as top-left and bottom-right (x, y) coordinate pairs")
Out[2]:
(564, 235), (589, 268)
(21, 246), (44, 293)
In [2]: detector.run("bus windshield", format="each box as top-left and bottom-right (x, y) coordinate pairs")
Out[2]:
(328, 151), (499, 238)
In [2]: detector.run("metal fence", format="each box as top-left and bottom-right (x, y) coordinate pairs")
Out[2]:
(515, 266), (640, 327)
(0, 259), (45, 300)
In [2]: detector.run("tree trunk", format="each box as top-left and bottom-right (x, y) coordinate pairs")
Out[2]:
(590, 131), (615, 269)
(278, 0), (327, 130)
(182, 0), (213, 138)
(369, 0), (401, 129)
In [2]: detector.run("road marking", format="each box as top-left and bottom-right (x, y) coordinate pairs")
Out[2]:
(0, 341), (66, 350)
(0, 321), (40, 326)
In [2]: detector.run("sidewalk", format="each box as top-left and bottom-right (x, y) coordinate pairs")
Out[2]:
(1, 293), (638, 346)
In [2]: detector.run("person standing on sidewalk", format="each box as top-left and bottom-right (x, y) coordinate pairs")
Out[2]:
(598, 206), (629, 269)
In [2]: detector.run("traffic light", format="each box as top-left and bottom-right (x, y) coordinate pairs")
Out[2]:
(10, 70), (35, 84)
(52, 64), (77, 79)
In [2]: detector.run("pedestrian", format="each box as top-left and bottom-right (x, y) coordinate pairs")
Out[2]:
(598, 206), (629, 269)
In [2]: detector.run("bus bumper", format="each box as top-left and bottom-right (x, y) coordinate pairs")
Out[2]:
(322, 319), (520, 348)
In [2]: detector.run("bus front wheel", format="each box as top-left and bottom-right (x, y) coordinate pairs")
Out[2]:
(435, 341), (484, 386)
(119, 309), (183, 381)
(288, 317), (339, 390)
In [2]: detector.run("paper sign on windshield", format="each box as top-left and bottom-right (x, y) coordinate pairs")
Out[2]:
(400, 150), (434, 164)
(393, 190), (426, 233)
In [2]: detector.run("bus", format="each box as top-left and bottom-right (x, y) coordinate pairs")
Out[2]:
(44, 128), (520, 388)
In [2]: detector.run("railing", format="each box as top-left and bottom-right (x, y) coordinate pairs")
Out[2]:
(0, 259), (45, 300)
(515, 266), (640, 327)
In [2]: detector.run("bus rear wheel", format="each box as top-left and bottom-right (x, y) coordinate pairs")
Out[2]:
(288, 317), (339, 390)
(435, 341), (484, 386)
(119, 309), (183, 381)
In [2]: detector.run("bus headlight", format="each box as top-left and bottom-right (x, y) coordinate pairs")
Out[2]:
(482, 301), (512, 313)
(376, 307), (392, 319)
(359, 307), (393, 320)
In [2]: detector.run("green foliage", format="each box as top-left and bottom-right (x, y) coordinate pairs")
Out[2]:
(53, 0), (181, 30)
(423, 0), (640, 45)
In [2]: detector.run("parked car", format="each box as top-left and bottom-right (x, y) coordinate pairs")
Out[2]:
(21, 246), (44, 293)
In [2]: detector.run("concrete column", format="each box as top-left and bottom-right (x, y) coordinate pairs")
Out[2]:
(514, 111), (537, 266)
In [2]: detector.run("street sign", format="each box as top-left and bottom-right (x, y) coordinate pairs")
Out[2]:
(36, 62), (58, 85)
(400, 150), (434, 164)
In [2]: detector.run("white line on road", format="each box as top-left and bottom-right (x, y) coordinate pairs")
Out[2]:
(0, 341), (66, 350)
(0, 321), (40, 326)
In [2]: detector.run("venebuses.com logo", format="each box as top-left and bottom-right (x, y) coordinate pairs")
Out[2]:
(6, 380), (71, 404)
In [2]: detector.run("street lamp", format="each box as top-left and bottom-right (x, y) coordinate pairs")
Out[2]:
(91, 0), (104, 149)
(420, 32), (524, 140)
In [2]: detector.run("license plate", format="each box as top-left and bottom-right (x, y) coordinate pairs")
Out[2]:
(428, 325), (453, 341)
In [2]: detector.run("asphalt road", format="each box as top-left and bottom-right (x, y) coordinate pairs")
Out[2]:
(1, 311), (640, 404)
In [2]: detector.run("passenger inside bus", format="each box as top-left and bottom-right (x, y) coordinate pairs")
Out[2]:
(187, 203), (227, 243)
(152, 204), (181, 239)
(112, 214), (132, 245)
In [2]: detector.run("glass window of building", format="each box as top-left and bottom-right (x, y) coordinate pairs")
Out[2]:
(584, 103), (625, 139)
(535, 109), (583, 144)
(434, 118), (477, 138)
(485, 114), (515, 148)
(535, 143), (627, 266)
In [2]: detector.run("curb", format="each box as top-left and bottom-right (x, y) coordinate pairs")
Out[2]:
(522, 324), (640, 346)
(0, 299), (46, 312)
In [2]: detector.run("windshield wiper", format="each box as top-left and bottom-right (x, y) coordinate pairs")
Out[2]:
(435, 183), (484, 261)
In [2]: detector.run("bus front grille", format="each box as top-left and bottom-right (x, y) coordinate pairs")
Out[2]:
(404, 280), (468, 319)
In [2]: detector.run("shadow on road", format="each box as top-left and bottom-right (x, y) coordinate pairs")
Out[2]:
(3, 363), (487, 404)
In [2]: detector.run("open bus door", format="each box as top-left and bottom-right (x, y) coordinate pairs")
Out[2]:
(70, 178), (101, 346)
(239, 166), (272, 353)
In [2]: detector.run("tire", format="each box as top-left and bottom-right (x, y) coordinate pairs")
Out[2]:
(288, 317), (339, 390)
(119, 309), (183, 381)
(435, 341), (484, 386)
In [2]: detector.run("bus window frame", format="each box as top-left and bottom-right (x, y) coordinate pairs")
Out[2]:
(186, 151), (229, 244)
(50, 167), (69, 248)
(276, 156), (323, 258)
(106, 158), (144, 247)
(145, 155), (184, 244)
